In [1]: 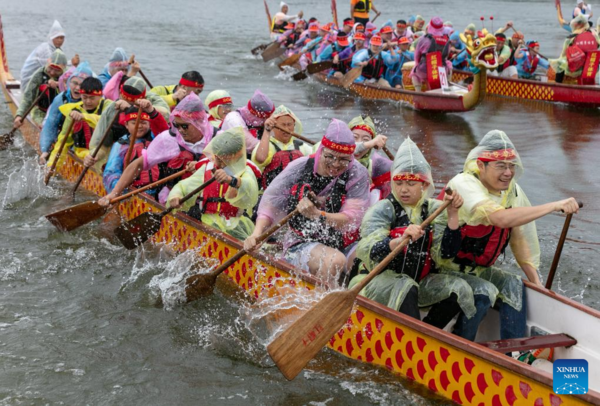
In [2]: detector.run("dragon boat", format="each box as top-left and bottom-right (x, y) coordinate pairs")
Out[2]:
(2, 16), (600, 405)
(310, 30), (499, 113)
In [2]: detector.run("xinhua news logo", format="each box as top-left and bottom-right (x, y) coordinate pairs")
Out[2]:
(553, 359), (588, 395)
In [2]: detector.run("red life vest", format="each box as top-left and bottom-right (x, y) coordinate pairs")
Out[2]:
(37, 72), (58, 113)
(387, 196), (434, 281)
(116, 134), (160, 188)
(523, 52), (540, 75)
(454, 224), (511, 269)
(158, 134), (205, 190)
(72, 100), (106, 149)
(288, 156), (357, 250)
(261, 139), (305, 189)
(362, 51), (386, 79)
(497, 46), (517, 73)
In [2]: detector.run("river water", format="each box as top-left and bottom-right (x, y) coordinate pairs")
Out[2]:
(0, 0), (599, 405)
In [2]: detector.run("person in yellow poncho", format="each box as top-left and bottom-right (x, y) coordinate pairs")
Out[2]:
(430, 130), (580, 341)
(205, 90), (234, 129)
(167, 127), (259, 240)
(150, 71), (205, 110)
(45, 77), (110, 170)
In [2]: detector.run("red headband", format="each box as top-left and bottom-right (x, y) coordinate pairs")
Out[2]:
(80, 89), (103, 96)
(179, 77), (204, 89)
(478, 148), (517, 162)
(392, 173), (428, 182)
(120, 85), (146, 103)
(322, 136), (356, 154)
(344, 20), (354, 26)
(208, 96), (233, 109)
(351, 124), (375, 138)
(247, 100), (274, 118)
(124, 112), (150, 123)
(495, 35), (506, 42)
(528, 42), (540, 48)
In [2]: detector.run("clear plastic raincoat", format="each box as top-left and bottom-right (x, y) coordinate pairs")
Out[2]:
(20, 20), (65, 91)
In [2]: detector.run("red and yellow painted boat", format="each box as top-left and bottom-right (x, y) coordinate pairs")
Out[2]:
(2, 16), (600, 405)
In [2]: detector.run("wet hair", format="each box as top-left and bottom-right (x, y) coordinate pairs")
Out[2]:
(124, 106), (139, 115)
(80, 77), (103, 94)
(397, 19), (407, 25)
(122, 84), (142, 96)
(181, 70), (204, 85)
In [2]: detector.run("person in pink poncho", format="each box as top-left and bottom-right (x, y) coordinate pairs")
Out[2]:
(219, 89), (275, 155)
(244, 119), (370, 287)
(98, 93), (216, 206)
(411, 17), (452, 91)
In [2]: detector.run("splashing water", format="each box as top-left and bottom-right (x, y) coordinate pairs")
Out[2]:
(2, 158), (56, 208)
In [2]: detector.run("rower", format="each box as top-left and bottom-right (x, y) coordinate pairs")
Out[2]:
(348, 115), (391, 205)
(252, 105), (312, 189)
(86, 76), (170, 168)
(168, 127), (259, 240)
(205, 90), (234, 129)
(279, 20), (305, 52)
(351, 34), (399, 87)
(103, 104), (169, 199)
(331, 32), (366, 78)
(553, 15), (600, 83)
(437, 130), (580, 341)
(245, 119), (370, 286)
(379, 25), (394, 49)
(300, 24), (330, 70)
(20, 20), (65, 92)
(272, 1), (304, 40)
(339, 18), (355, 35)
(489, 33), (518, 78)
(317, 33), (351, 63)
(98, 48), (131, 88)
(384, 37), (415, 88)
(447, 32), (469, 71)
(412, 15), (426, 33)
(98, 93), (215, 206)
(219, 89), (275, 155)
(350, 137), (468, 328)
(351, 0), (380, 27)
(150, 71), (205, 110)
(515, 40), (550, 80)
(13, 49), (67, 129)
(45, 77), (109, 169)
(39, 62), (92, 164)
(392, 20), (414, 44)
(411, 17), (451, 92)
(574, 0), (593, 19)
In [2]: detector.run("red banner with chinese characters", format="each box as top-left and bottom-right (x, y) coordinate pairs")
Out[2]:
(579, 50), (600, 85)
(426, 51), (442, 90)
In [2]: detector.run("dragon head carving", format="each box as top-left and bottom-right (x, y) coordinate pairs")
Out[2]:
(460, 29), (499, 72)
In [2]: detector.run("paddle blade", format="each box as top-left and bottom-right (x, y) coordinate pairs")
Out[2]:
(278, 53), (301, 69)
(113, 211), (164, 250)
(340, 67), (362, 89)
(307, 61), (333, 74)
(262, 43), (286, 62)
(45, 201), (108, 232)
(0, 132), (14, 151)
(184, 272), (218, 302)
(267, 289), (357, 380)
(251, 43), (269, 55)
(292, 70), (308, 81)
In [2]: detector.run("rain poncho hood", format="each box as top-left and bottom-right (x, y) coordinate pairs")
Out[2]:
(203, 127), (247, 176)
(314, 118), (356, 172)
(465, 23), (476, 33)
(48, 20), (65, 40)
(463, 129), (523, 183)
(108, 47), (129, 68)
(170, 93), (214, 155)
(48, 49), (68, 73)
(238, 89), (275, 127)
(272, 104), (303, 135)
(205, 89), (233, 122)
(348, 115), (376, 163)
(58, 61), (93, 93)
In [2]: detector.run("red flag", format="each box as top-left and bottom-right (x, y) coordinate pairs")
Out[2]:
(331, 0), (339, 29)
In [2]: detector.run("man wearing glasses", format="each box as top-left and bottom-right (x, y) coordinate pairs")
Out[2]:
(245, 119), (370, 287)
(435, 130), (579, 341)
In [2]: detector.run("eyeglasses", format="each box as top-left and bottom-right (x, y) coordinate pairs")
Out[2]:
(489, 162), (517, 172)
(322, 153), (352, 166)
(173, 122), (189, 131)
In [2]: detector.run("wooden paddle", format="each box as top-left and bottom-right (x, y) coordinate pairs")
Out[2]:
(130, 54), (153, 88)
(123, 106), (144, 168)
(113, 176), (217, 250)
(263, 0), (272, 35)
(340, 56), (375, 89)
(267, 190), (453, 380)
(252, 42), (273, 55)
(46, 169), (188, 232)
(71, 111), (121, 196)
(272, 124), (315, 145)
(262, 43), (286, 62)
(278, 53), (302, 69)
(372, 11), (382, 24)
(545, 201), (583, 290)
(0, 90), (48, 150)
(44, 119), (75, 185)
(184, 207), (301, 302)
(292, 61), (334, 81)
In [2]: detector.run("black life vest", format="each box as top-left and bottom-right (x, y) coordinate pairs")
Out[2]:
(419, 33), (449, 66)
(387, 196), (434, 281)
(72, 99), (106, 148)
(117, 133), (160, 188)
(285, 32), (300, 47)
(497, 45), (517, 73)
(261, 139), (305, 190)
(288, 157), (353, 251)
(37, 71), (59, 112)
(453, 223), (511, 269)
(362, 50), (386, 80)
(353, 0), (371, 13)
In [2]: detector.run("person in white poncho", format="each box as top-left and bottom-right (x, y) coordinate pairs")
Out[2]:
(20, 20), (65, 92)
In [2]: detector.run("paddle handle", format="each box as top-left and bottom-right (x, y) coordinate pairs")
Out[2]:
(546, 201), (583, 290)
(163, 176), (218, 216)
(71, 112), (120, 195)
(138, 69), (153, 89)
(44, 119), (75, 185)
(108, 169), (188, 205)
(123, 106), (144, 168)
(351, 190), (453, 294)
(382, 146), (394, 160)
(210, 208), (301, 277)
(273, 124), (315, 145)
(2, 90), (49, 143)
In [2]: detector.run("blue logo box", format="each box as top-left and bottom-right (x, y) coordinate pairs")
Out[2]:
(553, 359), (588, 395)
